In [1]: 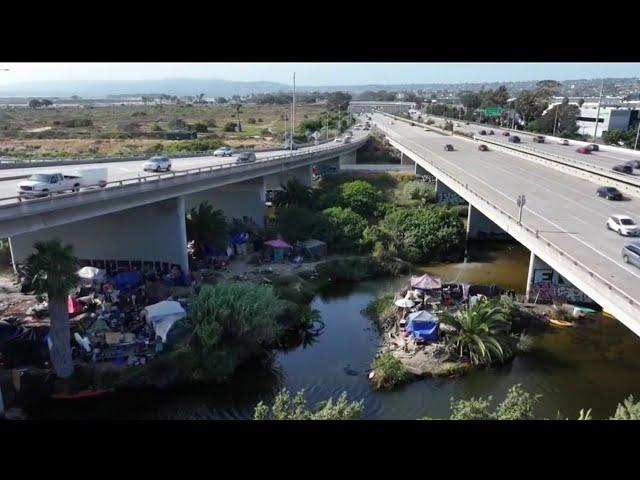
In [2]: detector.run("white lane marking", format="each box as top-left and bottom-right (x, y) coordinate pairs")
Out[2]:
(390, 124), (640, 282)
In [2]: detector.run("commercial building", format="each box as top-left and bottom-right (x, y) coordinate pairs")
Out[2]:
(576, 106), (638, 138)
(348, 101), (416, 114)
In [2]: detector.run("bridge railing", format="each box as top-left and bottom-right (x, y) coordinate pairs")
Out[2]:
(0, 135), (368, 209)
(380, 111), (640, 188)
(385, 134), (640, 315)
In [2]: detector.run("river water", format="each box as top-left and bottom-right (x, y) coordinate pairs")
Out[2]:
(19, 241), (640, 420)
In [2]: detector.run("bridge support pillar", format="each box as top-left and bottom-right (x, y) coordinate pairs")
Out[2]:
(339, 151), (357, 167)
(264, 165), (313, 189)
(185, 178), (266, 229)
(414, 162), (428, 175)
(10, 197), (189, 273)
(524, 253), (596, 305)
(466, 205), (505, 240)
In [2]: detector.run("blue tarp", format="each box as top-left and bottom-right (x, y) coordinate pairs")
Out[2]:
(114, 271), (143, 292)
(406, 311), (439, 341)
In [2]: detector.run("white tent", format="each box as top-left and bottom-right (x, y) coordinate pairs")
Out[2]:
(77, 266), (106, 284)
(144, 300), (186, 342)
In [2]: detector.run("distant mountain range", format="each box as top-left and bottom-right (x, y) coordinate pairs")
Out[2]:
(0, 77), (637, 98)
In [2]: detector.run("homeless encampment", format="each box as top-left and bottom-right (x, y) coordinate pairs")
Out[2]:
(142, 301), (186, 343)
(405, 310), (439, 341)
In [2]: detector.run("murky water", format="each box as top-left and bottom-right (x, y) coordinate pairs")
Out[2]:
(16, 241), (640, 420)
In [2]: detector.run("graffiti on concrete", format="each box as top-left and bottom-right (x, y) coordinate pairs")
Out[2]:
(531, 268), (594, 304)
(437, 191), (466, 205)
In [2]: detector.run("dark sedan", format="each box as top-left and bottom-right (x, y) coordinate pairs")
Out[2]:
(597, 186), (623, 200)
(613, 164), (633, 174)
(444, 144), (454, 151)
(478, 144), (489, 151)
(508, 136), (521, 143)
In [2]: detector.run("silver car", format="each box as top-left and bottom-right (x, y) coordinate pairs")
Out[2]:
(143, 156), (171, 172)
(622, 243), (640, 268)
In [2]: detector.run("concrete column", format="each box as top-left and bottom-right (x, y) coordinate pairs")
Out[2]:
(466, 205), (505, 239)
(414, 162), (428, 175)
(264, 165), (313, 189)
(10, 197), (189, 273)
(185, 178), (266, 228)
(525, 251), (537, 302)
(338, 151), (357, 166)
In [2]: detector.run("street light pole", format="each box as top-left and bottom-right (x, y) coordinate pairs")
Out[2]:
(291, 72), (295, 155)
(635, 120), (640, 151)
(517, 194), (526, 225)
(553, 103), (559, 136)
(593, 79), (604, 140)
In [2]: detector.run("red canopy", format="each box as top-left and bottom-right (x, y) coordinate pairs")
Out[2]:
(410, 273), (442, 290)
(265, 239), (293, 249)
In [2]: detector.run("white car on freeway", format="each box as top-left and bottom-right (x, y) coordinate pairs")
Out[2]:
(607, 215), (640, 236)
(17, 168), (108, 198)
(143, 156), (172, 172)
(213, 147), (234, 157)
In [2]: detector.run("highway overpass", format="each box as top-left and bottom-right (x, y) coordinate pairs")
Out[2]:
(371, 113), (640, 338)
(1, 133), (367, 272)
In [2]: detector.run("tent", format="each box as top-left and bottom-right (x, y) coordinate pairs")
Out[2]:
(265, 239), (292, 262)
(410, 274), (442, 291)
(114, 271), (143, 292)
(143, 301), (186, 343)
(298, 239), (327, 259)
(77, 266), (106, 285)
(406, 310), (439, 341)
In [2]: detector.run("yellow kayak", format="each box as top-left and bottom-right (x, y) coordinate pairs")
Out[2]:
(549, 318), (574, 328)
(601, 310), (615, 319)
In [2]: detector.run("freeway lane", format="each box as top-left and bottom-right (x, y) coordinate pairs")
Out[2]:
(411, 112), (640, 174)
(373, 113), (640, 309)
(0, 134), (364, 201)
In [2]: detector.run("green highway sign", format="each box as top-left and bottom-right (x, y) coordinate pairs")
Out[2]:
(484, 107), (503, 117)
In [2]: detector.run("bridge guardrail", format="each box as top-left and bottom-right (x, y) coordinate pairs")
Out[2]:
(383, 131), (640, 316)
(380, 111), (640, 189)
(0, 135), (369, 209)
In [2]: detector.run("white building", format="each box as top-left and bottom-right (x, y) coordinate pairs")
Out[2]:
(348, 101), (416, 114)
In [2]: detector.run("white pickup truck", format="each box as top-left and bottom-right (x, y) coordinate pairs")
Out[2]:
(17, 168), (108, 199)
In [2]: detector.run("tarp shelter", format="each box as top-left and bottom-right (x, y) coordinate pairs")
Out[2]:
(114, 271), (142, 293)
(265, 239), (292, 262)
(298, 239), (327, 259)
(411, 274), (442, 291)
(77, 266), (106, 285)
(144, 301), (186, 343)
(406, 310), (439, 341)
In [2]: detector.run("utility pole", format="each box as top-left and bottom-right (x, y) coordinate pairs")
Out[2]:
(593, 79), (604, 140)
(635, 120), (640, 151)
(291, 72), (295, 154)
(553, 103), (559, 136)
(517, 195), (526, 224)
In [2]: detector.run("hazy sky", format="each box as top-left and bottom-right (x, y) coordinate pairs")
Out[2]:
(0, 63), (638, 86)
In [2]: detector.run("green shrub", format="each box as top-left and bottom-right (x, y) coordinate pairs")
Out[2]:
(223, 122), (237, 132)
(364, 293), (395, 325)
(0, 239), (11, 270)
(321, 207), (367, 253)
(254, 389), (364, 420)
(338, 180), (385, 218)
(401, 181), (435, 203)
(247, 118), (256, 124)
(450, 396), (494, 420)
(276, 207), (331, 243)
(371, 353), (411, 390)
(495, 384), (539, 420)
(151, 124), (164, 131)
(193, 123), (208, 133)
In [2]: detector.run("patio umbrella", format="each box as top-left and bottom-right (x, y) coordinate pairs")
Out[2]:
(394, 298), (415, 308)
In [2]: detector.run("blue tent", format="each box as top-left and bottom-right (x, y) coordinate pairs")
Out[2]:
(114, 271), (142, 292)
(406, 311), (439, 341)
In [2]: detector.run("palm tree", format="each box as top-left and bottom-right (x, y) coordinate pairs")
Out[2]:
(185, 202), (228, 257)
(25, 240), (78, 378)
(439, 301), (514, 366)
(273, 178), (313, 209)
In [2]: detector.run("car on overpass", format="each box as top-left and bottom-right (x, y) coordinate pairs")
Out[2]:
(444, 144), (454, 151)
(576, 147), (591, 154)
(478, 144), (489, 152)
(508, 136), (521, 143)
(213, 147), (234, 157)
(488, 130), (495, 135)
(236, 152), (256, 163)
(501, 131), (510, 136)
(597, 186), (623, 201)
(479, 130), (487, 135)
(588, 144), (600, 152)
(626, 160), (640, 169)
(143, 156), (171, 172)
(607, 215), (640, 236)
(613, 164), (633, 174)
(283, 141), (299, 150)
(622, 243), (640, 268)
(558, 139), (570, 146)
(533, 135), (546, 143)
